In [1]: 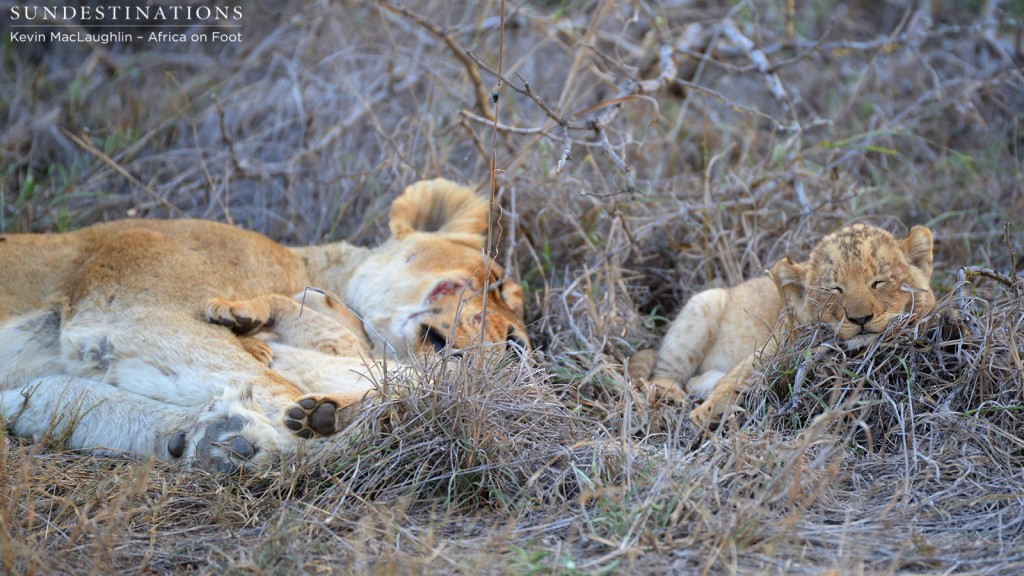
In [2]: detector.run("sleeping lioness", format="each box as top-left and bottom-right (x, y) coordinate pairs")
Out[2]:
(633, 223), (935, 427)
(0, 179), (529, 471)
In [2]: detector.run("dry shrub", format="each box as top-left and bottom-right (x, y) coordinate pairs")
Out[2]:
(305, 350), (632, 516)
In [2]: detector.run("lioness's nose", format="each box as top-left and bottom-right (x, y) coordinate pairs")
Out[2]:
(506, 325), (530, 351)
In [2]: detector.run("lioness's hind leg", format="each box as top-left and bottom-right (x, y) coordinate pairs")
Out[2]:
(189, 406), (286, 473)
(0, 375), (286, 472)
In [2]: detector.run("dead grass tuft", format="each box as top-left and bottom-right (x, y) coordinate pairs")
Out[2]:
(307, 352), (618, 516)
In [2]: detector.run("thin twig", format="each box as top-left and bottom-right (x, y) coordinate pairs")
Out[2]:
(60, 128), (182, 216)
(375, 0), (493, 120)
(468, 43), (677, 193)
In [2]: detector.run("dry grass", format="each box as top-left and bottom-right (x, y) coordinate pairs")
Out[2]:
(2, 0), (1024, 573)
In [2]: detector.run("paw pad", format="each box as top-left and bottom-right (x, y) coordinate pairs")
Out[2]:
(168, 431), (187, 458)
(284, 397), (347, 438)
(195, 414), (261, 473)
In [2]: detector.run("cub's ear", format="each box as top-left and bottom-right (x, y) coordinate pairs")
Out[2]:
(902, 225), (934, 277)
(771, 257), (807, 305)
(389, 178), (489, 242)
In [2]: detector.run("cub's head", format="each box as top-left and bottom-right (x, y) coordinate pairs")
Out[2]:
(348, 178), (530, 359)
(771, 223), (935, 348)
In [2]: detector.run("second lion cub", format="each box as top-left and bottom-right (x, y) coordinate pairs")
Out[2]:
(635, 223), (936, 427)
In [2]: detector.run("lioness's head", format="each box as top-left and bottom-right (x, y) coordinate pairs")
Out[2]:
(347, 179), (530, 358)
(772, 223), (935, 348)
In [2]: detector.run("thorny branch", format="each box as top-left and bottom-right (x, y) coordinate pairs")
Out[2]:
(954, 228), (1021, 343)
(466, 44), (680, 195)
(379, 3), (1020, 203)
(375, 0), (493, 121)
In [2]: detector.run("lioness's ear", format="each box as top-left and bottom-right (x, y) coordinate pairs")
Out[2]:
(389, 178), (489, 241)
(500, 280), (526, 319)
(902, 225), (934, 277)
(772, 257), (807, 305)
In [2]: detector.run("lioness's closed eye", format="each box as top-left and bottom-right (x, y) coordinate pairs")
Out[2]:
(632, 223), (936, 428)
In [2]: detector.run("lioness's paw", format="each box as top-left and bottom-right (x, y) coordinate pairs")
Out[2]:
(238, 335), (273, 365)
(283, 395), (362, 439)
(185, 413), (279, 474)
(205, 297), (270, 334)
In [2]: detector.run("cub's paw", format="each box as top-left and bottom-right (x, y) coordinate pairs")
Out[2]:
(627, 349), (658, 381)
(180, 412), (280, 474)
(205, 297), (271, 334)
(639, 376), (689, 406)
(688, 397), (741, 429)
(283, 395), (363, 439)
(238, 336), (273, 365)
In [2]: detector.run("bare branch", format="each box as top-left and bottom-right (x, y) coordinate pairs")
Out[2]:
(720, 19), (799, 131)
(375, 0), (493, 120)
(595, 125), (636, 195)
(557, 124), (571, 174)
(458, 110), (548, 136)
(469, 43), (678, 192)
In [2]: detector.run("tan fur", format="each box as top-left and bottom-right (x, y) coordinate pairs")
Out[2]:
(636, 224), (935, 427)
(0, 178), (529, 470)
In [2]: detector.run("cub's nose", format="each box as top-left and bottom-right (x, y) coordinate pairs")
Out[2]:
(847, 313), (874, 327)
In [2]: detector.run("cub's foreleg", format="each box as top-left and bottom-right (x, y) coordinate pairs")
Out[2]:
(686, 352), (756, 427)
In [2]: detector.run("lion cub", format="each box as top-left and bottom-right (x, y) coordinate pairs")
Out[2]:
(635, 223), (935, 427)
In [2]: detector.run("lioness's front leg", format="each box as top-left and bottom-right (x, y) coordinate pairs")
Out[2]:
(206, 294), (371, 359)
(0, 375), (296, 472)
(237, 335), (273, 365)
(283, 394), (366, 438)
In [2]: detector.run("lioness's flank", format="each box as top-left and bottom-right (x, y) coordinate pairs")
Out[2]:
(633, 223), (935, 427)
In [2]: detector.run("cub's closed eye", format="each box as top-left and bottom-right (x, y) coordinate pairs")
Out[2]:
(829, 286), (843, 294)
(871, 279), (888, 289)
(419, 325), (448, 353)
